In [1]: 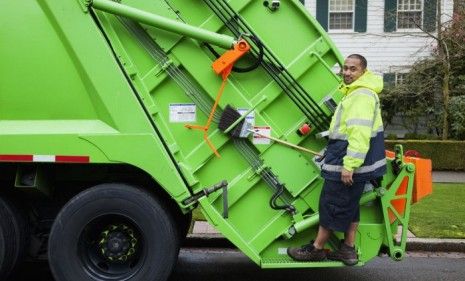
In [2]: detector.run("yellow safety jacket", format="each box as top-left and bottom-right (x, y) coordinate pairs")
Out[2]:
(321, 70), (387, 182)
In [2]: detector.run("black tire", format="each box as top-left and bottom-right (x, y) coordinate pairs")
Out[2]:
(0, 196), (28, 279)
(48, 183), (179, 281)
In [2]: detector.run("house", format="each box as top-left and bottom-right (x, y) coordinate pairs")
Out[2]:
(303, 0), (454, 85)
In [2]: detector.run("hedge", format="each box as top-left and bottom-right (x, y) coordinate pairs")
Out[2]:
(385, 140), (465, 171)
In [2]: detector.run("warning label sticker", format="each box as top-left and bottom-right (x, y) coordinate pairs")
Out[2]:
(237, 108), (255, 125)
(252, 126), (271, 145)
(169, 103), (196, 123)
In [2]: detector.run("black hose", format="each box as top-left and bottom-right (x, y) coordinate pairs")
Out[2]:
(203, 35), (264, 73)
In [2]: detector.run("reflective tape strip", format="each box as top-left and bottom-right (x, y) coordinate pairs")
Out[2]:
(332, 126), (383, 139)
(329, 132), (347, 140)
(0, 155), (33, 161)
(346, 150), (367, 160)
(33, 155), (55, 162)
(0, 155), (90, 163)
(323, 158), (387, 174)
(56, 156), (90, 163)
(352, 89), (378, 101)
(346, 118), (373, 127)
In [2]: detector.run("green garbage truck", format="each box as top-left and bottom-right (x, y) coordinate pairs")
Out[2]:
(0, 0), (432, 280)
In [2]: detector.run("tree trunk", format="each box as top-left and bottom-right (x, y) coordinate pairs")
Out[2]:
(437, 0), (451, 140)
(442, 65), (450, 140)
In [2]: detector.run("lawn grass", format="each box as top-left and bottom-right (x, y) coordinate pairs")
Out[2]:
(409, 183), (465, 238)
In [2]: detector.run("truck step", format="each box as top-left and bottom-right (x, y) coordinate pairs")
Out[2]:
(261, 257), (363, 269)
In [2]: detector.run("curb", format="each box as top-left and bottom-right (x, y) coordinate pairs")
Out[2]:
(406, 238), (465, 253)
(185, 234), (465, 253)
(184, 234), (234, 248)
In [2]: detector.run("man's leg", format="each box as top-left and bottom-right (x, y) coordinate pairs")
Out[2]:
(344, 222), (358, 247)
(314, 225), (332, 249)
(326, 180), (366, 266)
(287, 179), (335, 262)
(327, 222), (359, 265)
(287, 225), (329, 261)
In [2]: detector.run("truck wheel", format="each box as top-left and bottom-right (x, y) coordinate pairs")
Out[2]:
(0, 196), (27, 279)
(48, 183), (179, 281)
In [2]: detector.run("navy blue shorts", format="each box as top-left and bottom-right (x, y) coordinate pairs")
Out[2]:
(319, 179), (366, 232)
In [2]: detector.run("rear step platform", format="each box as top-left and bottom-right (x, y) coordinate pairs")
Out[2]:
(261, 257), (364, 269)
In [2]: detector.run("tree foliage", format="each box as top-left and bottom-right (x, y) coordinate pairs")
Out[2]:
(449, 95), (465, 140)
(381, 7), (465, 139)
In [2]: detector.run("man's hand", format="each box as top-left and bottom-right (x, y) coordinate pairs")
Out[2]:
(341, 168), (354, 186)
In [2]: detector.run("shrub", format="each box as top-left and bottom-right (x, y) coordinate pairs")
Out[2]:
(449, 96), (465, 140)
(403, 133), (436, 140)
(385, 140), (465, 170)
(386, 133), (398, 140)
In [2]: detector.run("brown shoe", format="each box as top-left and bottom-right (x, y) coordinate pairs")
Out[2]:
(287, 243), (326, 262)
(327, 243), (358, 266)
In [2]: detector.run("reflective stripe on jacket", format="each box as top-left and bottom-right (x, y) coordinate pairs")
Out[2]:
(321, 70), (387, 182)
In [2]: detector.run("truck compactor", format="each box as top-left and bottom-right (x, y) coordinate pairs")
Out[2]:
(0, 0), (432, 280)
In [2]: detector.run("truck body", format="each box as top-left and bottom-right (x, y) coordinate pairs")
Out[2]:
(0, 1), (432, 280)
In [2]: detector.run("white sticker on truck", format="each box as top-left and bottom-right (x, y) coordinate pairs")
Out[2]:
(237, 108), (255, 125)
(169, 103), (196, 123)
(252, 126), (271, 145)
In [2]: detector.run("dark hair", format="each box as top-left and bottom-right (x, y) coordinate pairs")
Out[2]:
(347, 54), (367, 70)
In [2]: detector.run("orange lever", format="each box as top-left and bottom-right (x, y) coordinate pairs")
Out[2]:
(212, 39), (251, 80)
(185, 40), (250, 157)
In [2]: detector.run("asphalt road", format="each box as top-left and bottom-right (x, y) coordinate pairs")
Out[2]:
(9, 249), (465, 281)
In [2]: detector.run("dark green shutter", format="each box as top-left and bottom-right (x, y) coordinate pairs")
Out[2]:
(354, 0), (368, 32)
(383, 73), (396, 87)
(423, 0), (437, 32)
(299, 0), (305, 5)
(384, 0), (397, 32)
(316, 0), (328, 31)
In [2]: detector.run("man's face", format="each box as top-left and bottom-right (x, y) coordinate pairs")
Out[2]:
(342, 57), (365, 84)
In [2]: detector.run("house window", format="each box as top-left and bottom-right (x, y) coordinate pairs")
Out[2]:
(329, 0), (355, 30)
(395, 73), (407, 85)
(384, 72), (408, 86)
(397, 0), (423, 29)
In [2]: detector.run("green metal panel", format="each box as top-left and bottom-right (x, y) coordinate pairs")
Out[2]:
(0, 0), (191, 201)
(423, 0), (437, 32)
(384, 0), (397, 32)
(355, 0), (368, 32)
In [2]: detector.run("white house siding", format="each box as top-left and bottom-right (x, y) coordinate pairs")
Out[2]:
(304, 0), (454, 74)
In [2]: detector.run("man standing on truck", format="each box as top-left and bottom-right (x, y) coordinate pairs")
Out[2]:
(287, 54), (386, 265)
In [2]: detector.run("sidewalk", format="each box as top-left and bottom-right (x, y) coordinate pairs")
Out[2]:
(432, 171), (465, 183)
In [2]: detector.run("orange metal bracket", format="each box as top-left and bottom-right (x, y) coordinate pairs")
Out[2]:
(212, 39), (251, 80)
(185, 40), (250, 157)
(386, 150), (432, 204)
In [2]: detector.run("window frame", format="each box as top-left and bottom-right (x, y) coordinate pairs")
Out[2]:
(396, 0), (424, 31)
(395, 72), (407, 85)
(328, 0), (356, 32)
